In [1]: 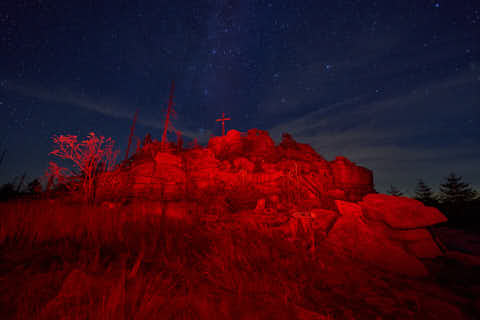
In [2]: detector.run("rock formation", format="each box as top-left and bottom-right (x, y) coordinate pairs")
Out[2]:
(100, 130), (374, 204)
(327, 197), (446, 276)
(96, 129), (448, 276)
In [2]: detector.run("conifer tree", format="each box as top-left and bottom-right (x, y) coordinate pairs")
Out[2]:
(414, 179), (437, 206)
(386, 185), (403, 197)
(439, 172), (476, 205)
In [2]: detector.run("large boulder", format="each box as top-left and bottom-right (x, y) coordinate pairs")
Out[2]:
(359, 194), (447, 229)
(387, 229), (441, 255)
(330, 156), (374, 201)
(208, 129), (244, 159)
(244, 129), (276, 160)
(326, 200), (429, 277)
(366, 221), (444, 259)
(127, 160), (157, 194)
(277, 133), (324, 162)
(186, 148), (221, 190)
(152, 152), (186, 197)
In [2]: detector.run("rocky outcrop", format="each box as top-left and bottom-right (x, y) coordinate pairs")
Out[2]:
(290, 195), (448, 276)
(325, 200), (430, 277)
(101, 130), (374, 204)
(91, 129), (456, 282)
(357, 194), (447, 261)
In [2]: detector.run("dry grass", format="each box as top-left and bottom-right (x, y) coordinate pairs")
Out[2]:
(0, 199), (336, 319)
(0, 198), (476, 319)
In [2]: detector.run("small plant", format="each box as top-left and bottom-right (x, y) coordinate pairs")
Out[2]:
(48, 132), (119, 203)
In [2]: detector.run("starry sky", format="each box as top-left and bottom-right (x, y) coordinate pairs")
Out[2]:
(1, 0), (479, 194)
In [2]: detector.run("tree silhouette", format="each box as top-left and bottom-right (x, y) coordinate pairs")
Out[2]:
(414, 179), (437, 207)
(439, 172), (476, 205)
(386, 185), (403, 197)
(439, 172), (477, 223)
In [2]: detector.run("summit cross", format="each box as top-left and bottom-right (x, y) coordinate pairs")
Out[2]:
(216, 112), (231, 136)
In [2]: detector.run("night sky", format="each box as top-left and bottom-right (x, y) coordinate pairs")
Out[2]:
(1, 1), (479, 194)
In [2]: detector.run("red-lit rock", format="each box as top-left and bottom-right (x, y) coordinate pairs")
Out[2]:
(127, 160), (156, 193)
(335, 200), (364, 218)
(152, 153), (186, 198)
(406, 238), (444, 259)
(310, 208), (338, 233)
(361, 218), (444, 259)
(252, 170), (284, 196)
(186, 148), (221, 190)
(327, 200), (429, 276)
(244, 128), (276, 159)
(379, 225), (443, 258)
(104, 130), (376, 207)
(325, 189), (347, 200)
(330, 156), (375, 201)
(388, 228), (434, 241)
(233, 157), (255, 172)
(277, 133), (324, 162)
(208, 129), (244, 159)
(254, 198), (266, 213)
(359, 194), (447, 229)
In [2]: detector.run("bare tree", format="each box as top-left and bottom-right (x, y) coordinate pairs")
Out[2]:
(48, 132), (119, 203)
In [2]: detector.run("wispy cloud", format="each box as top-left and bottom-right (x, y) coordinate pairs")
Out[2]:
(269, 72), (477, 138)
(3, 82), (212, 142)
(268, 72), (480, 193)
(257, 28), (473, 120)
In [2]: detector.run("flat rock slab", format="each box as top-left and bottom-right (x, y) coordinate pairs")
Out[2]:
(359, 194), (447, 229)
(366, 223), (444, 259)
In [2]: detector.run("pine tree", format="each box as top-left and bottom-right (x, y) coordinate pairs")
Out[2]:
(414, 179), (437, 206)
(439, 172), (476, 205)
(386, 185), (403, 197)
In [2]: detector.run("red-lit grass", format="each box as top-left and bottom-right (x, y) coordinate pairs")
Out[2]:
(0, 200), (327, 319)
(0, 199), (476, 319)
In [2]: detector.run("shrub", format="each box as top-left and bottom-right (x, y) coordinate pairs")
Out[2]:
(48, 132), (119, 203)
